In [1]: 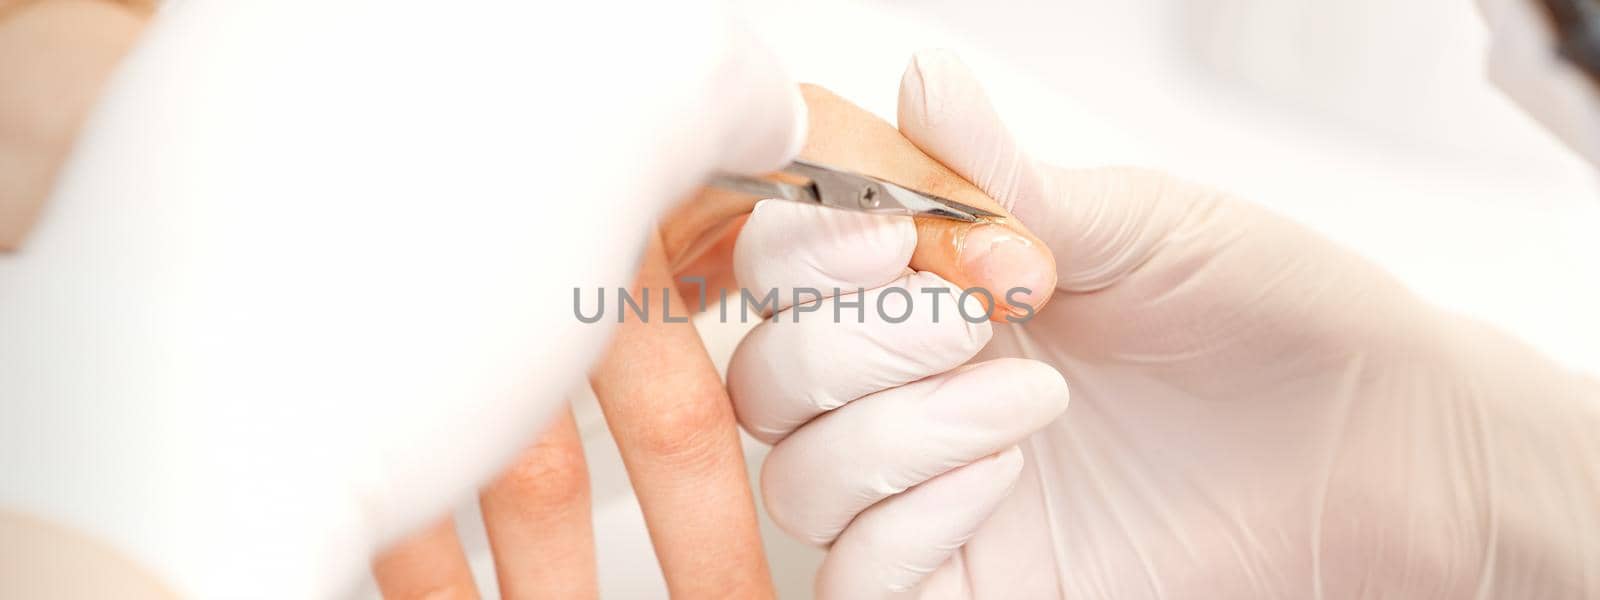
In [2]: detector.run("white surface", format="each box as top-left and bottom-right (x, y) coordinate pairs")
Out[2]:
(413, 1), (1600, 598)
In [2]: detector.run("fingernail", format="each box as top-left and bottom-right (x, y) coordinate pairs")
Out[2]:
(958, 224), (1056, 319)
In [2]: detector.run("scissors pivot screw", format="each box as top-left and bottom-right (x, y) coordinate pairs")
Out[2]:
(858, 187), (880, 209)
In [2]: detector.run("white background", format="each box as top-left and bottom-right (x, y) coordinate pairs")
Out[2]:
(365, 0), (1600, 597)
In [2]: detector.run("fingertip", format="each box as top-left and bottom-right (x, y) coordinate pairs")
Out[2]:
(1002, 357), (1069, 411)
(1017, 358), (1070, 414)
(937, 358), (1068, 431)
(956, 223), (1058, 320)
(912, 219), (1057, 322)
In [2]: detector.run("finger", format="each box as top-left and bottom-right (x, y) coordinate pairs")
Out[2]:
(478, 407), (596, 600)
(895, 49), (1063, 274)
(760, 358), (1067, 545)
(897, 49), (1211, 293)
(660, 84), (1058, 320)
(371, 517), (479, 600)
(663, 211), (747, 291)
(816, 447), (1024, 599)
(896, 50), (1044, 219)
(727, 270), (991, 444)
(732, 200), (914, 314)
(914, 457), (1066, 599)
(800, 84), (1057, 318)
(590, 233), (773, 598)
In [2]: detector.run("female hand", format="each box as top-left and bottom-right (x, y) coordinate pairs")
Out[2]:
(370, 80), (1062, 598)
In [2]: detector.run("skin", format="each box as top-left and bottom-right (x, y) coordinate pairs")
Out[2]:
(371, 518), (480, 599)
(0, 510), (177, 600)
(0, 2), (1058, 595)
(794, 85), (1056, 318)
(0, 0), (147, 250)
(476, 409), (597, 599)
(370, 87), (1058, 597)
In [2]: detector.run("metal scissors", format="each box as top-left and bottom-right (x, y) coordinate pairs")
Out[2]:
(708, 159), (1002, 223)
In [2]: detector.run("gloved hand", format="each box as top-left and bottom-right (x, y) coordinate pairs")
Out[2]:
(731, 50), (1600, 599)
(0, 2), (802, 598)
(366, 74), (1063, 598)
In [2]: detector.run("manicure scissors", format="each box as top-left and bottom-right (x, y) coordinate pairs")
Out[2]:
(708, 160), (1002, 223)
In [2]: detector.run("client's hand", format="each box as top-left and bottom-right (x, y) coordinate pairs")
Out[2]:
(371, 83), (1062, 598)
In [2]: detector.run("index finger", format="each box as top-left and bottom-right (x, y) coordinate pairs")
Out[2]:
(589, 232), (774, 598)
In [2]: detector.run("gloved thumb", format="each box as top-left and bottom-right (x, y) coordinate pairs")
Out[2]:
(898, 50), (1209, 292)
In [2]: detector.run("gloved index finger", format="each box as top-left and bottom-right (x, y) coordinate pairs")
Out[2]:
(732, 200), (915, 316)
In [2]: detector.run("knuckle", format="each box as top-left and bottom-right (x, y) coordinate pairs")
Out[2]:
(413, 582), (478, 600)
(629, 392), (733, 462)
(492, 442), (590, 508)
(994, 357), (1068, 394)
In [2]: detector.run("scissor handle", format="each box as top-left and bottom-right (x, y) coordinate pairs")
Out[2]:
(705, 173), (818, 205)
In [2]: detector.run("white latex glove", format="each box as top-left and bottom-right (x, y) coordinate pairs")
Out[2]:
(728, 201), (1069, 597)
(0, 2), (802, 598)
(732, 50), (1600, 598)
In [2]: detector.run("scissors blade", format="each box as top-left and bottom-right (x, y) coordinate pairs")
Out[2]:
(783, 160), (1001, 223)
(875, 179), (1004, 222)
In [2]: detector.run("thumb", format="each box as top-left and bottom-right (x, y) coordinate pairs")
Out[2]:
(897, 50), (1045, 216)
(897, 50), (1212, 292)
